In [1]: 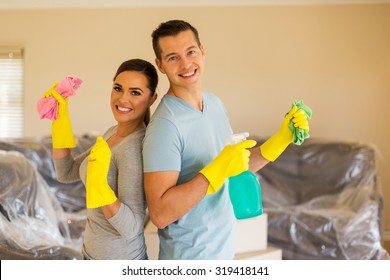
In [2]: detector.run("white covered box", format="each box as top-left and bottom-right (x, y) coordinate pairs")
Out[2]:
(235, 213), (268, 254)
(235, 246), (282, 260)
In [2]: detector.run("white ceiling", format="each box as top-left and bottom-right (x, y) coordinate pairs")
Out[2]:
(0, 0), (389, 9)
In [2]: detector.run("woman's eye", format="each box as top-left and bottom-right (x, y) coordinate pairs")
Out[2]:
(113, 86), (122, 92)
(132, 91), (141, 96)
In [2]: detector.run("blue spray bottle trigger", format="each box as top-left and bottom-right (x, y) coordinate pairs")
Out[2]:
(227, 132), (263, 219)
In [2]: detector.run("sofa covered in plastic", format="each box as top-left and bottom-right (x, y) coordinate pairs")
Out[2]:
(254, 137), (388, 260)
(0, 136), (94, 259)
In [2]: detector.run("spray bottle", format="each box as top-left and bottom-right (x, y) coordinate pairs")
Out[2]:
(227, 132), (263, 219)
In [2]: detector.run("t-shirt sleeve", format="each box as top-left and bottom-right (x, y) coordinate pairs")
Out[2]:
(143, 117), (182, 172)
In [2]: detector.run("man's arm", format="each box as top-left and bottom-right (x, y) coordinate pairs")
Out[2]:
(248, 148), (270, 173)
(144, 171), (209, 229)
(144, 137), (256, 229)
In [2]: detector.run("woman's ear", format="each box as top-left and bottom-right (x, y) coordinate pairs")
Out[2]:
(150, 93), (158, 107)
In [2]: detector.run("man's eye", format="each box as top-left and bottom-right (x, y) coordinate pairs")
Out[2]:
(188, 50), (198, 56)
(168, 56), (178, 62)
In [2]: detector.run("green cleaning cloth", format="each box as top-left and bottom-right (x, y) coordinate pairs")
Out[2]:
(289, 100), (312, 145)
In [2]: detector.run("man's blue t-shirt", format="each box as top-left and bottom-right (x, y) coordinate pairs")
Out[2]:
(143, 92), (235, 259)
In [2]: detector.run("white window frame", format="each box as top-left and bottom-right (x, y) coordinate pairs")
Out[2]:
(0, 47), (24, 138)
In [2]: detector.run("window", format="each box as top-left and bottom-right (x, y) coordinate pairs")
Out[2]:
(0, 47), (24, 138)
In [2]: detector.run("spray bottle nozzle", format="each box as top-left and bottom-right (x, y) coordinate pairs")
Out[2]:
(226, 132), (250, 145)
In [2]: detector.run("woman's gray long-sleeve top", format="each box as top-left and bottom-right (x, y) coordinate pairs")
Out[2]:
(54, 126), (147, 260)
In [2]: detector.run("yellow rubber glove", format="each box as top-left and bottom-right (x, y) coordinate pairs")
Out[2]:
(200, 139), (257, 194)
(85, 136), (117, 208)
(44, 83), (76, 148)
(260, 105), (309, 162)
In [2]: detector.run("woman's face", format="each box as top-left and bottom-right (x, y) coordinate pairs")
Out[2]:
(110, 71), (155, 125)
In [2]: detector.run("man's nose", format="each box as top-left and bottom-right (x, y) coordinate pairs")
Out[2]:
(180, 56), (191, 69)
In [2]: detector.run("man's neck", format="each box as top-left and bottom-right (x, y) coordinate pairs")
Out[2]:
(168, 85), (203, 111)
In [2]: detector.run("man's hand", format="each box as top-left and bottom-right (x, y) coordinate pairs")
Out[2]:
(260, 105), (310, 162)
(200, 139), (257, 194)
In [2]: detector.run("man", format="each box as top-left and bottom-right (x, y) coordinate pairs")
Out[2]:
(142, 20), (309, 260)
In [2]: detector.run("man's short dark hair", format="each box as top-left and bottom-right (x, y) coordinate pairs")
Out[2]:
(152, 20), (201, 60)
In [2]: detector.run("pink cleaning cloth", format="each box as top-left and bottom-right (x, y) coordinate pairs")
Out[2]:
(36, 76), (82, 120)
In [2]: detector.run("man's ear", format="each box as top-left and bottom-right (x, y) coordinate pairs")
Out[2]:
(200, 44), (206, 58)
(155, 58), (165, 74)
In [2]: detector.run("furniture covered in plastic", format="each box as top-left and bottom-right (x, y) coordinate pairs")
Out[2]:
(255, 137), (388, 260)
(0, 136), (94, 259)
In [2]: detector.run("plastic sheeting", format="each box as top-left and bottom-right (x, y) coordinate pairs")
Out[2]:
(0, 136), (95, 212)
(0, 150), (83, 259)
(0, 135), (94, 259)
(255, 137), (389, 260)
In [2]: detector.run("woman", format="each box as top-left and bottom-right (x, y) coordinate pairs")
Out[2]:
(44, 59), (158, 259)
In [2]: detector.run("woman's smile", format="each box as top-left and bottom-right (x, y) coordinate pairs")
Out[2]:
(116, 105), (132, 114)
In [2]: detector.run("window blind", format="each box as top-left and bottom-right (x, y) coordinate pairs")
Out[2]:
(0, 47), (24, 138)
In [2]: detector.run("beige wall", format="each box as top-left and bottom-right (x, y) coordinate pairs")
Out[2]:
(1, 4), (389, 231)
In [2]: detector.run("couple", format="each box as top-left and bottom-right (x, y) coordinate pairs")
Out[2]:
(44, 20), (310, 260)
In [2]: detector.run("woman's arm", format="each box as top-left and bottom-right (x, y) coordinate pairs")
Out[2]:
(102, 133), (147, 239)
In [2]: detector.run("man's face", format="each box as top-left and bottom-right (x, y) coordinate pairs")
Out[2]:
(155, 30), (205, 91)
